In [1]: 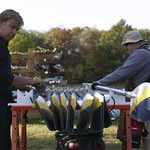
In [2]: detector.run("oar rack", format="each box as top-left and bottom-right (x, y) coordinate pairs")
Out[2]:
(34, 84), (133, 150)
(10, 84), (133, 150)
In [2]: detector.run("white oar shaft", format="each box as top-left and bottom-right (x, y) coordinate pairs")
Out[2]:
(95, 85), (137, 98)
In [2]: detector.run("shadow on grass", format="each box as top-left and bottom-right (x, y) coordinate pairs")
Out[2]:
(27, 136), (57, 150)
(105, 143), (122, 150)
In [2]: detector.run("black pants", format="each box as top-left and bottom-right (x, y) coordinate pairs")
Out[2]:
(0, 97), (13, 150)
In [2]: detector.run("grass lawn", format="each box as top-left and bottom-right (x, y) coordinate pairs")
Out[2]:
(103, 123), (122, 150)
(21, 119), (122, 150)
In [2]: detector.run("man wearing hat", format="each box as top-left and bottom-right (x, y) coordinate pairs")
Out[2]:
(91, 30), (150, 149)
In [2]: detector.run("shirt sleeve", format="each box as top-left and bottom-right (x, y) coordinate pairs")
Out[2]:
(96, 49), (146, 86)
(0, 68), (14, 86)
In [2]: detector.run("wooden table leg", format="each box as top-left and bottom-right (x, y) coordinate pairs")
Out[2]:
(126, 110), (132, 150)
(21, 110), (27, 150)
(121, 110), (132, 150)
(12, 110), (20, 150)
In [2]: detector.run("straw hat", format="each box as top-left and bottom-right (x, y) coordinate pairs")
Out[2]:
(121, 31), (144, 45)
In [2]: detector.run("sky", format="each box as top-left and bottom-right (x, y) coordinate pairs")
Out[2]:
(1, 0), (150, 32)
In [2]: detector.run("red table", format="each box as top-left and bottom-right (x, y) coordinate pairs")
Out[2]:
(11, 104), (131, 150)
(108, 105), (131, 150)
(11, 106), (36, 150)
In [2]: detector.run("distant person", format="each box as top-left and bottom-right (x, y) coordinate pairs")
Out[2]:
(0, 9), (44, 149)
(48, 63), (58, 76)
(35, 64), (40, 71)
(40, 64), (47, 72)
(91, 30), (150, 149)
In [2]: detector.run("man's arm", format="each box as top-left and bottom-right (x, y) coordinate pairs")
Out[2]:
(12, 75), (35, 87)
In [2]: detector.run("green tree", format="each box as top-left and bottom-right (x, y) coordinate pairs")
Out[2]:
(44, 27), (72, 52)
(79, 27), (102, 82)
(96, 19), (132, 78)
(9, 29), (48, 53)
(140, 29), (150, 44)
(9, 29), (30, 53)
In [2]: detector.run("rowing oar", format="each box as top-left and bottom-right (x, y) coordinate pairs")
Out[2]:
(59, 92), (68, 130)
(82, 82), (137, 99)
(90, 92), (104, 131)
(51, 93), (61, 130)
(94, 85), (137, 99)
(130, 82), (150, 122)
(77, 93), (94, 132)
(66, 92), (77, 132)
(84, 82), (150, 122)
(95, 83), (150, 122)
(34, 96), (55, 131)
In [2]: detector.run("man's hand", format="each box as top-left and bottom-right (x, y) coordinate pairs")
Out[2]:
(33, 77), (46, 93)
(91, 82), (100, 90)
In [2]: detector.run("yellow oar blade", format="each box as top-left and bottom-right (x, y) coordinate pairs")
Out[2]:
(35, 96), (55, 131)
(77, 93), (94, 132)
(66, 92), (77, 132)
(130, 82), (150, 122)
(60, 92), (68, 130)
(91, 92), (104, 131)
(51, 93), (61, 130)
